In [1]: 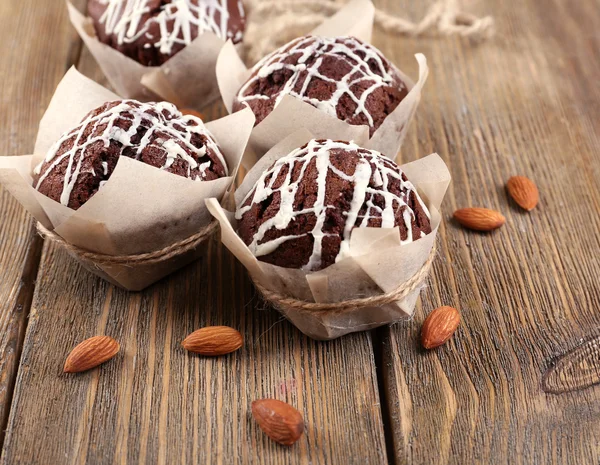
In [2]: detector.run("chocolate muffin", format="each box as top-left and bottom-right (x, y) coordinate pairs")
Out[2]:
(236, 139), (431, 271)
(233, 36), (409, 136)
(88, 0), (246, 66)
(33, 100), (227, 209)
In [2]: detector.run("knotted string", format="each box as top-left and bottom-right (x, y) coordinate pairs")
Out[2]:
(244, 0), (495, 62)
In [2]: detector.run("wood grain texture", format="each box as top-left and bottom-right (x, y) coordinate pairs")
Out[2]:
(378, 0), (600, 464)
(0, 0), (86, 447)
(543, 336), (600, 395)
(2, 0), (600, 463)
(1, 6), (387, 464)
(2, 240), (387, 464)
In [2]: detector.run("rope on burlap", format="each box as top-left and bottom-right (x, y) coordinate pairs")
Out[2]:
(253, 243), (437, 314)
(244, 0), (495, 62)
(36, 221), (218, 267)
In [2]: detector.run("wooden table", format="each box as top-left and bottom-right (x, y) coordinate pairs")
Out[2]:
(1, 0), (599, 463)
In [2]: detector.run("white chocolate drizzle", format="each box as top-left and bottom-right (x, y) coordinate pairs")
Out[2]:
(236, 139), (430, 271)
(96, 0), (245, 56)
(34, 99), (226, 207)
(236, 36), (406, 128)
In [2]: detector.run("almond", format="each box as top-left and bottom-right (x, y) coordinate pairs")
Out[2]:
(182, 326), (242, 356)
(421, 306), (461, 349)
(453, 207), (505, 231)
(252, 399), (304, 446)
(180, 108), (204, 120)
(64, 336), (120, 373)
(506, 176), (539, 211)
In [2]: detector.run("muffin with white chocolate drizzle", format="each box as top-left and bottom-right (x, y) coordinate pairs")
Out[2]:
(233, 36), (409, 136)
(88, 0), (246, 66)
(33, 100), (227, 210)
(236, 139), (431, 271)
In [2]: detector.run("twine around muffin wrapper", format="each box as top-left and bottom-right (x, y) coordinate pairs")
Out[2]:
(0, 68), (255, 291)
(216, 0), (429, 169)
(206, 129), (451, 340)
(67, 1), (237, 112)
(35, 220), (218, 291)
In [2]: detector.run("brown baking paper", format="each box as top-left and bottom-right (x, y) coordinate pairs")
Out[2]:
(0, 68), (255, 291)
(67, 1), (233, 110)
(206, 129), (451, 340)
(216, 0), (428, 168)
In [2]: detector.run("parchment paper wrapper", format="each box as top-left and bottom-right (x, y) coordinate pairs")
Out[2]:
(206, 129), (451, 340)
(67, 1), (234, 111)
(216, 0), (429, 168)
(0, 68), (255, 291)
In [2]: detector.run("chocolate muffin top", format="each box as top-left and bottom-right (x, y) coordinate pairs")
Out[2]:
(236, 139), (431, 271)
(33, 100), (227, 209)
(233, 36), (409, 136)
(88, 0), (246, 66)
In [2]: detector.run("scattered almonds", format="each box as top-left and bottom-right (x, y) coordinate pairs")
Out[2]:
(252, 399), (305, 446)
(182, 326), (243, 356)
(507, 175), (539, 211)
(453, 207), (505, 231)
(421, 306), (461, 349)
(64, 336), (120, 373)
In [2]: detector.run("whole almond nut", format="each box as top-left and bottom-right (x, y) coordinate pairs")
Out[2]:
(453, 207), (505, 231)
(182, 326), (242, 356)
(421, 306), (461, 349)
(252, 399), (304, 446)
(180, 108), (205, 120)
(507, 176), (539, 211)
(64, 336), (120, 373)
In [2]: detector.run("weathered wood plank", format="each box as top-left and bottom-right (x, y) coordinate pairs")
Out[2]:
(0, 0), (86, 448)
(2, 240), (388, 464)
(2, 13), (388, 465)
(379, 0), (600, 463)
(4, 0), (600, 462)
